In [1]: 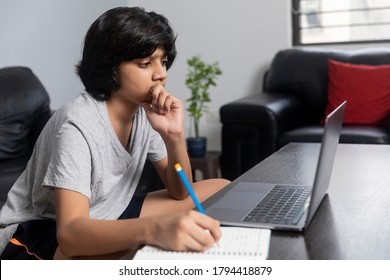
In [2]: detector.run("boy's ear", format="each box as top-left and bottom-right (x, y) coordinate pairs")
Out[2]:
(112, 67), (120, 87)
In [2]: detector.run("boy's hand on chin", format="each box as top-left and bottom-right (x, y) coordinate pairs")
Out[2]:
(142, 85), (184, 137)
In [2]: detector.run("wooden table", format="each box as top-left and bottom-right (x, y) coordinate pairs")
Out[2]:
(203, 143), (390, 259)
(189, 151), (220, 180)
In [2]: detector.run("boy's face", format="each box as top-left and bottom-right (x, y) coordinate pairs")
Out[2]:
(113, 46), (168, 105)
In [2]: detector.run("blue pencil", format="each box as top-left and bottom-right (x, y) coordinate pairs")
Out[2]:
(175, 163), (220, 247)
(174, 163), (206, 214)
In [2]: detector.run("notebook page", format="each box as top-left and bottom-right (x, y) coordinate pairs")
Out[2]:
(134, 227), (271, 260)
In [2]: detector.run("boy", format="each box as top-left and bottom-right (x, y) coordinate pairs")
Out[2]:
(0, 6), (229, 259)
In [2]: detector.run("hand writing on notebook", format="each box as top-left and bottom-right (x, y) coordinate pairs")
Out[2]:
(146, 210), (221, 252)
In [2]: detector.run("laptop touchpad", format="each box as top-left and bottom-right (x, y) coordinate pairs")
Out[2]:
(212, 190), (266, 210)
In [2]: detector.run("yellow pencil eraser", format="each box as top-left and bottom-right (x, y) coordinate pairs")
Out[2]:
(174, 163), (182, 171)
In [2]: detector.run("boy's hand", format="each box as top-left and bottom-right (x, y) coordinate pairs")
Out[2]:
(142, 84), (184, 138)
(147, 210), (221, 252)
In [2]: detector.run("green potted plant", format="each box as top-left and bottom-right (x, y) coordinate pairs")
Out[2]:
(185, 55), (222, 157)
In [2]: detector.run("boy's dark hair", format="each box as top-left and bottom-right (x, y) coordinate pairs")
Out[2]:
(76, 7), (177, 101)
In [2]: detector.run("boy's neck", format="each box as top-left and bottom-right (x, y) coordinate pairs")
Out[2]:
(106, 95), (139, 123)
(106, 96), (139, 149)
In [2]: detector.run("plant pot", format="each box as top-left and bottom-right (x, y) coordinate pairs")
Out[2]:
(186, 137), (207, 157)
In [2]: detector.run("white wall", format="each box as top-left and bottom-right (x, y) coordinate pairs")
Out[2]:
(1, 0), (291, 151)
(3, 1), (386, 151)
(129, 1), (389, 151)
(128, 0), (291, 151)
(0, 0), (291, 151)
(0, 0), (128, 109)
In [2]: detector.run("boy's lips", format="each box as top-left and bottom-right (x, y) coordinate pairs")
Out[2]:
(150, 83), (166, 92)
(144, 83), (166, 103)
(147, 84), (165, 101)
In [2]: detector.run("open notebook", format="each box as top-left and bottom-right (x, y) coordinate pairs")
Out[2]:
(134, 227), (271, 260)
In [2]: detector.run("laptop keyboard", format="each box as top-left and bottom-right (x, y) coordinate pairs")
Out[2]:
(243, 185), (311, 225)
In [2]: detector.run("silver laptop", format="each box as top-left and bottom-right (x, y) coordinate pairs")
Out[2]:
(204, 101), (346, 231)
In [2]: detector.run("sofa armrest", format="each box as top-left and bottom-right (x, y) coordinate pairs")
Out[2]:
(219, 92), (304, 180)
(220, 92), (304, 136)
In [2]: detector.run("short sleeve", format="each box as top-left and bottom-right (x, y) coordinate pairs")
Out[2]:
(42, 121), (92, 199)
(147, 127), (167, 162)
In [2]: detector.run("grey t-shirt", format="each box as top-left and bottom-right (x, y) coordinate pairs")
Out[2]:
(0, 93), (167, 253)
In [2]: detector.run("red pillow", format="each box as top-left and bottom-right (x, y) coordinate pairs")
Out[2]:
(325, 59), (390, 125)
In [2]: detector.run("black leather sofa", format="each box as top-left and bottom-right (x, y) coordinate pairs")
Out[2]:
(0, 66), (52, 208)
(220, 48), (390, 180)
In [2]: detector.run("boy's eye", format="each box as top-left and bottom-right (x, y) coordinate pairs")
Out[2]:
(161, 59), (168, 67)
(139, 62), (151, 68)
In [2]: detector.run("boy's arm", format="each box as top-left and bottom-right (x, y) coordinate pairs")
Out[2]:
(54, 188), (219, 258)
(152, 131), (192, 200)
(143, 85), (192, 200)
(55, 188), (148, 257)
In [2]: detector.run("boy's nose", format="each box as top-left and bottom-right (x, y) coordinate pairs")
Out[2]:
(153, 65), (167, 81)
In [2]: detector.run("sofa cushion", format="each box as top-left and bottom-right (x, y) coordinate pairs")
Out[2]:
(325, 59), (390, 126)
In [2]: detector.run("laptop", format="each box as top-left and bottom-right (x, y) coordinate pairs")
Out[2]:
(204, 101), (346, 231)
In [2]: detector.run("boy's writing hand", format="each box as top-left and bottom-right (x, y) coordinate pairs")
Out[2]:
(142, 84), (184, 138)
(147, 210), (221, 252)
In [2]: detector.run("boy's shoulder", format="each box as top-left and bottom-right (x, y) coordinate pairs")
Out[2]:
(55, 93), (106, 125)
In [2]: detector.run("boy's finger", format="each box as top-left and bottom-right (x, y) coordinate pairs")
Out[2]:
(190, 211), (222, 243)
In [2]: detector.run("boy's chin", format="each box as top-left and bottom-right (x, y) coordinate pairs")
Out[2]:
(142, 94), (153, 104)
